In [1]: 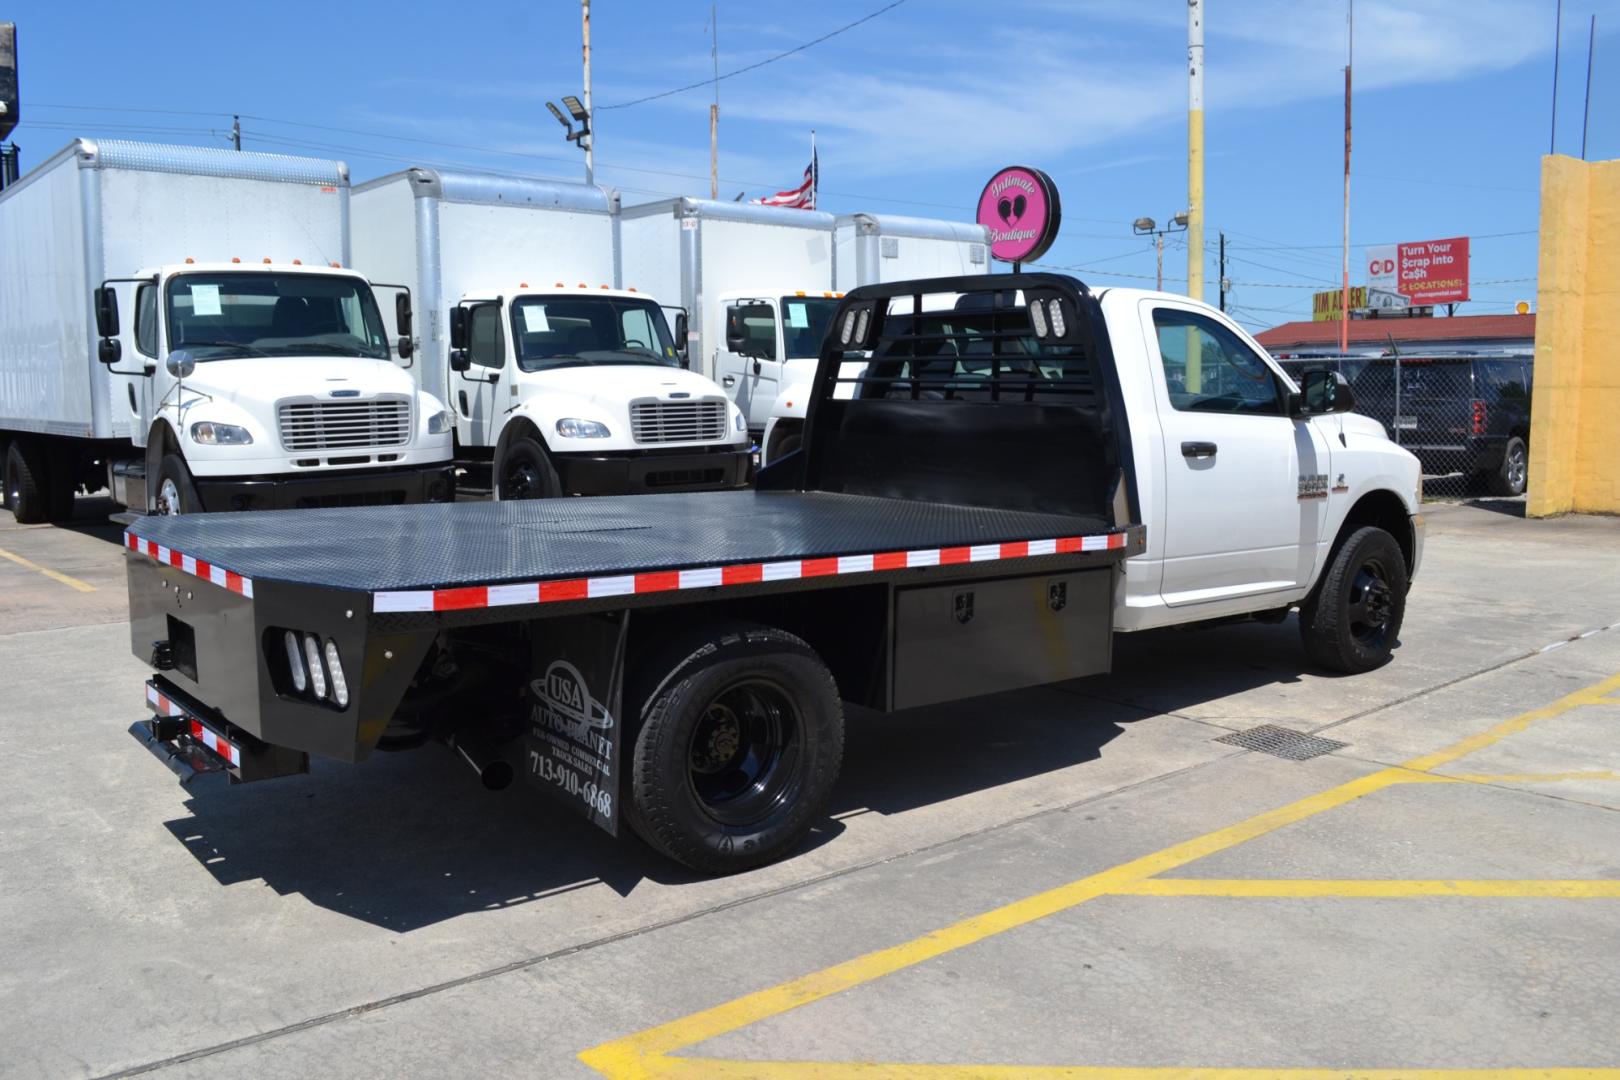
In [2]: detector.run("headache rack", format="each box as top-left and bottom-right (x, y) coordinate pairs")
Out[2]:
(773, 272), (1138, 526)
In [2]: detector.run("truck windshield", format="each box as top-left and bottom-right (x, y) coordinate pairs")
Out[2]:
(511, 297), (679, 372)
(780, 296), (840, 359)
(165, 273), (391, 361)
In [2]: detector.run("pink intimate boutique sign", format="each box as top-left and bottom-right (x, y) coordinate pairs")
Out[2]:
(976, 166), (1061, 265)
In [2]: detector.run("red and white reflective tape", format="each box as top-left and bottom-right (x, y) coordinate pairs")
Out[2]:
(373, 531), (1129, 614)
(124, 532), (253, 598)
(145, 682), (186, 718)
(145, 683), (241, 767)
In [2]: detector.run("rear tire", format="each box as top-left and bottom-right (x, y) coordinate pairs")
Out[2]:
(4, 440), (49, 524)
(625, 622), (844, 874)
(1300, 526), (1408, 674)
(1488, 436), (1527, 497)
(496, 435), (563, 500)
(153, 453), (203, 515)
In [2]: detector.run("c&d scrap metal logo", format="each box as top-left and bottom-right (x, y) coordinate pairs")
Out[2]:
(531, 660), (615, 744)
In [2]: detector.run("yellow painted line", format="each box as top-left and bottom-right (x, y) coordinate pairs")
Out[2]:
(1449, 770), (1620, 784)
(579, 670), (1620, 1079)
(1119, 878), (1620, 899)
(0, 544), (95, 592)
(1401, 672), (1620, 773)
(645, 1063), (1620, 1080)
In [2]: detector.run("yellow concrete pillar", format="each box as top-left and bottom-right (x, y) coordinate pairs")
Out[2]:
(1529, 155), (1620, 516)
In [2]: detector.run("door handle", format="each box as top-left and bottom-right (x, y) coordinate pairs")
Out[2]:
(722, 375), (736, 388)
(1181, 441), (1218, 459)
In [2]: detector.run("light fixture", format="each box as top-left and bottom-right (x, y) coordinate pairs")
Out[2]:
(561, 95), (588, 122)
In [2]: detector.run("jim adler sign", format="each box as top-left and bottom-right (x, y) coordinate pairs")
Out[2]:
(977, 166), (1061, 264)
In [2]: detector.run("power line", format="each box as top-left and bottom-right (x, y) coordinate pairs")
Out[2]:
(598, 0), (909, 110)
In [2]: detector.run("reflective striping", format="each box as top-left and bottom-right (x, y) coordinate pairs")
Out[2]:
(368, 530), (1136, 615)
(124, 532), (254, 598)
(144, 682), (242, 767)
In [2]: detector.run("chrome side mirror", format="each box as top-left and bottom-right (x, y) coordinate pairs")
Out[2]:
(165, 350), (196, 379)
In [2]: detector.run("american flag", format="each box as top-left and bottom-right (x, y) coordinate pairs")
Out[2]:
(753, 151), (817, 210)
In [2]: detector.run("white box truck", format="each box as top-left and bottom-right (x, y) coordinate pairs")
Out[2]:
(352, 169), (750, 499)
(619, 197), (845, 437)
(0, 139), (455, 522)
(760, 212), (993, 463)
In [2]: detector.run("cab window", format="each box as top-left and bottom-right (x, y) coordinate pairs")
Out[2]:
(1152, 308), (1282, 415)
(135, 284), (159, 358)
(470, 305), (505, 368)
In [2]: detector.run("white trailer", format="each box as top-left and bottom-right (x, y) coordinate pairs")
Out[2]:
(0, 139), (454, 522)
(833, 212), (990, 291)
(619, 197), (843, 434)
(353, 169), (749, 498)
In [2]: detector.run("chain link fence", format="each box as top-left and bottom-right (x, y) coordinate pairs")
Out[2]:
(1278, 355), (1533, 499)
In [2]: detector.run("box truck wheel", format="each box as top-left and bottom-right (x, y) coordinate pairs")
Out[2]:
(154, 454), (203, 515)
(626, 622), (844, 874)
(496, 435), (562, 500)
(4, 440), (50, 524)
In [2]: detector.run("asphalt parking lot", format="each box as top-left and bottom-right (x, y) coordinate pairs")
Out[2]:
(2, 497), (1618, 1079)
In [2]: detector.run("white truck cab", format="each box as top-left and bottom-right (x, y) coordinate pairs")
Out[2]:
(715, 290), (843, 435)
(99, 261), (453, 514)
(445, 285), (749, 498)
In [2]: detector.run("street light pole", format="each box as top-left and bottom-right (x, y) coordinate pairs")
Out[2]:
(581, 0), (594, 186)
(1133, 213), (1188, 293)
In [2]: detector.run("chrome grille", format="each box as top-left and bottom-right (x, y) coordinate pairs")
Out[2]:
(630, 399), (728, 444)
(278, 397), (411, 452)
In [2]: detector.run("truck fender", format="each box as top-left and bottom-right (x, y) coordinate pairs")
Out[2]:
(492, 414), (550, 472)
(144, 421), (181, 490)
(1313, 486), (1418, 595)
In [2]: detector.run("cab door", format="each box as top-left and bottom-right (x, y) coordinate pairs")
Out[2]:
(455, 301), (506, 449)
(1142, 300), (1331, 607)
(718, 299), (781, 432)
(99, 278), (160, 445)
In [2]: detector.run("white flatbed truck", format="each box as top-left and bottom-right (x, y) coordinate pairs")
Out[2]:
(122, 273), (1422, 874)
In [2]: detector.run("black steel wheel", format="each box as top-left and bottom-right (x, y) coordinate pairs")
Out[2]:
(153, 453), (203, 515)
(626, 622), (843, 874)
(1300, 525), (1409, 674)
(496, 435), (562, 500)
(1489, 436), (1528, 497)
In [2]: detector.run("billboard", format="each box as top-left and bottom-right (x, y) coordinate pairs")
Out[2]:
(1366, 237), (1470, 305)
(0, 23), (16, 143)
(1312, 286), (1412, 322)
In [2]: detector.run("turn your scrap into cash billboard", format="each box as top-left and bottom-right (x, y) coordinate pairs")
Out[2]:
(1367, 237), (1471, 305)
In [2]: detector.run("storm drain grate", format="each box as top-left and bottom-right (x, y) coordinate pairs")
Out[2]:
(1215, 724), (1347, 761)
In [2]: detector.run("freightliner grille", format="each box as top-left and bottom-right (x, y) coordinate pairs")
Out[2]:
(630, 399), (728, 444)
(278, 397), (412, 452)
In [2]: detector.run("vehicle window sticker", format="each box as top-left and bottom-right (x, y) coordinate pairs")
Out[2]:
(522, 304), (551, 334)
(190, 284), (222, 317)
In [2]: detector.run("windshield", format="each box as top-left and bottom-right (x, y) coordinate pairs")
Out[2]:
(165, 272), (391, 361)
(510, 296), (679, 372)
(780, 296), (840, 359)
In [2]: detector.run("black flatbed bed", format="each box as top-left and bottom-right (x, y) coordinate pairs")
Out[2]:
(127, 490), (1120, 595)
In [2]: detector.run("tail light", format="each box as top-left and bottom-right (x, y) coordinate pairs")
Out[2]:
(1471, 399), (1487, 435)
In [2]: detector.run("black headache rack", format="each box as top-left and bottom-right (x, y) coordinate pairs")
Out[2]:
(121, 273), (1144, 843)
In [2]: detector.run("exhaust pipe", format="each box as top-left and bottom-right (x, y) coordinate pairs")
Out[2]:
(450, 734), (514, 791)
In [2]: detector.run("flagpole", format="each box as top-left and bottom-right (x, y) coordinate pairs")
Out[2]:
(810, 129), (817, 209)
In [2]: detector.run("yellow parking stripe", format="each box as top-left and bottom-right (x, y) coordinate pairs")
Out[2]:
(579, 670), (1620, 1079)
(1449, 770), (1620, 784)
(1120, 878), (1620, 899)
(0, 544), (95, 592)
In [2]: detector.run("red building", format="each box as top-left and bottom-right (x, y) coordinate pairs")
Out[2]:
(1255, 313), (1535, 356)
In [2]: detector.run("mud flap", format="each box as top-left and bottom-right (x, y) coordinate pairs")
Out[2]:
(523, 612), (629, 837)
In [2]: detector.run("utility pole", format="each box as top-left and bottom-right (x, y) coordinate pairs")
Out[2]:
(581, 0), (594, 186)
(1186, 0), (1205, 302)
(709, 4), (719, 199)
(231, 114), (241, 151)
(1218, 231), (1228, 312)
(1339, 0), (1353, 355)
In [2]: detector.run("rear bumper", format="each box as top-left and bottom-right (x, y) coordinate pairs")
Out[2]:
(195, 463), (456, 511)
(553, 448), (753, 495)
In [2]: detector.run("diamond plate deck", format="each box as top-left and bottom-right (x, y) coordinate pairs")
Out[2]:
(127, 491), (1118, 594)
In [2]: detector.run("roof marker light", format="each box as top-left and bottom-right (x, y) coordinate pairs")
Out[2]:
(795, 290), (806, 297)
(555, 282), (565, 288)
(519, 282), (528, 288)
(578, 283), (588, 289)
(627, 287), (636, 293)
(230, 257), (241, 264)
(600, 284), (610, 289)
(292, 259), (301, 265)
(330, 261), (341, 268)
(262, 257), (272, 264)
(184, 257), (195, 264)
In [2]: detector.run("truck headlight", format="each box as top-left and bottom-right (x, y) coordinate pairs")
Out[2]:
(427, 410), (452, 435)
(557, 418), (610, 438)
(190, 421), (253, 445)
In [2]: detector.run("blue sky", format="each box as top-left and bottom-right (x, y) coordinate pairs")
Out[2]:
(8, 0), (1617, 330)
